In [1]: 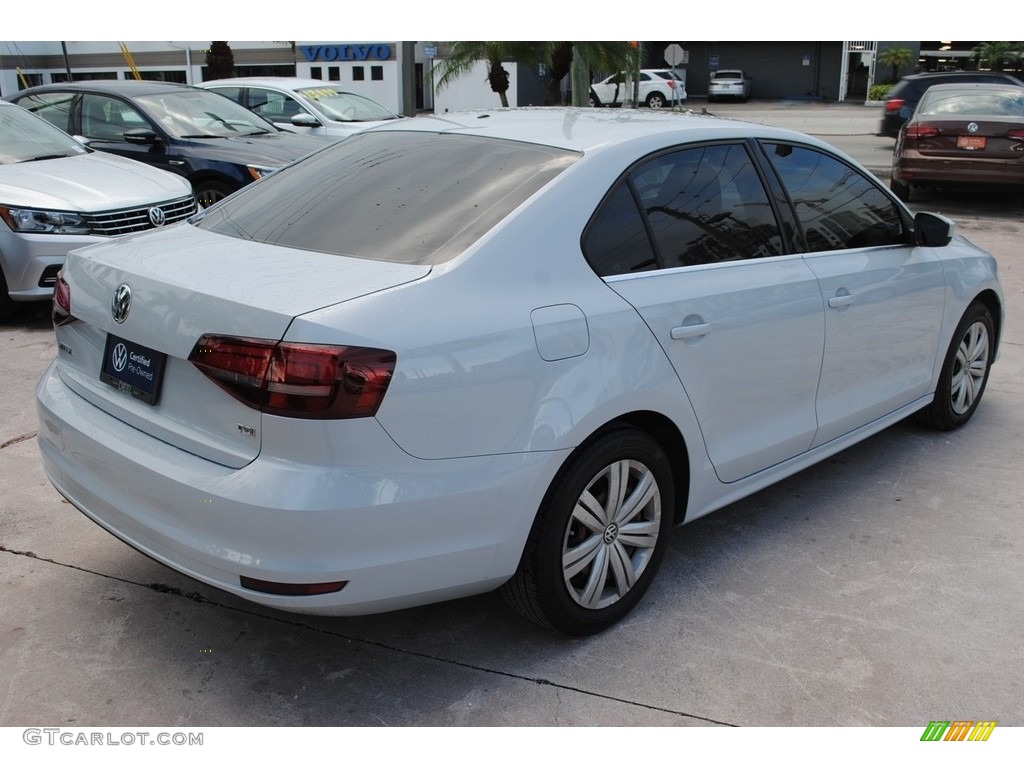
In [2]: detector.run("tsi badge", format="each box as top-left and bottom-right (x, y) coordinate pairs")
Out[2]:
(111, 283), (132, 324)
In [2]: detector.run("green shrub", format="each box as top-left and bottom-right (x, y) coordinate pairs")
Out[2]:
(868, 83), (893, 101)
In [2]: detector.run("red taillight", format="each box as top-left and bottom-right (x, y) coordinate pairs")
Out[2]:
(189, 334), (395, 419)
(884, 97), (905, 112)
(905, 124), (940, 140)
(52, 271), (75, 326)
(1006, 129), (1024, 140)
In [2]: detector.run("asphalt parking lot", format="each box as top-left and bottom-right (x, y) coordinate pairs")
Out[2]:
(1, 102), (1022, 738)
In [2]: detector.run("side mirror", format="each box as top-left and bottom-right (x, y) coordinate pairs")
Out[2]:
(123, 128), (159, 145)
(290, 113), (321, 127)
(72, 135), (92, 147)
(914, 211), (955, 247)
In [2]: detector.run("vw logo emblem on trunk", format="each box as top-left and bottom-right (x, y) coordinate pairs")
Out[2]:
(112, 284), (132, 324)
(112, 342), (128, 372)
(967, 122), (980, 133)
(148, 206), (166, 227)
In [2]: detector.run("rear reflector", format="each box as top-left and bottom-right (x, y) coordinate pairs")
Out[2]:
(240, 576), (347, 596)
(189, 334), (396, 419)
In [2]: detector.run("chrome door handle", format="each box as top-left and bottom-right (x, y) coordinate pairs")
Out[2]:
(828, 293), (855, 309)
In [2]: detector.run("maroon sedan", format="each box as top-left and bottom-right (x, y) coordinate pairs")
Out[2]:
(890, 82), (1024, 203)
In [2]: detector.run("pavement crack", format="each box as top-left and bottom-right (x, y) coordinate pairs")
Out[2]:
(0, 544), (739, 726)
(0, 431), (37, 449)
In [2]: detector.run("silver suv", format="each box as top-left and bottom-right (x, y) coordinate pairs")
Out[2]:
(0, 100), (195, 317)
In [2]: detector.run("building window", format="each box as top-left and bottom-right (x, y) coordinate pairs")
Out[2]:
(328, 66), (340, 81)
(352, 67), (365, 81)
(140, 70), (188, 83)
(310, 67), (322, 80)
(371, 66), (383, 81)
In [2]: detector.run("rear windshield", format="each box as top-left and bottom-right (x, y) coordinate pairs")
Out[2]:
(714, 71), (742, 80)
(195, 131), (578, 265)
(920, 88), (1024, 116)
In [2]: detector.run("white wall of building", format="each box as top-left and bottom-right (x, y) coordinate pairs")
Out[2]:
(431, 60), (521, 113)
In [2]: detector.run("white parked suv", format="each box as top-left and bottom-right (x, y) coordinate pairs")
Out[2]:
(708, 70), (751, 102)
(201, 77), (404, 140)
(590, 69), (687, 108)
(0, 100), (195, 318)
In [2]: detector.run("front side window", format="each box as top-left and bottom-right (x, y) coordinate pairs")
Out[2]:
(247, 88), (305, 122)
(80, 94), (151, 140)
(762, 142), (907, 252)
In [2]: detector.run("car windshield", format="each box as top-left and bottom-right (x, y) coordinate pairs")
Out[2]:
(296, 87), (399, 122)
(0, 103), (88, 164)
(919, 88), (1024, 117)
(194, 131), (578, 265)
(134, 90), (279, 138)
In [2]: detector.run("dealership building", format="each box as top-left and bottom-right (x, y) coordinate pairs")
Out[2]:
(0, 41), (996, 112)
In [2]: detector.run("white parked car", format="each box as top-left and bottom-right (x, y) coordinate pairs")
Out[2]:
(201, 77), (403, 140)
(590, 69), (686, 108)
(37, 108), (1003, 635)
(708, 69), (751, 102)
(0, 100), (195, 318)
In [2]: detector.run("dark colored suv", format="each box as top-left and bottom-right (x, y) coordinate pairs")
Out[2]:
(879, 71), (1024, 137)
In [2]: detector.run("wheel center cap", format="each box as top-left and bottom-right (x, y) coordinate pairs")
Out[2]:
(603, 523), (619, 544)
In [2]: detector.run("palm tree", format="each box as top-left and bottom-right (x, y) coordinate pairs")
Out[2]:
(541, 42), (638, 105)
(434, 42), (638, 108)
(972, 41), (1023, 73)
(877, 46), (913, 84)
(433, 42), (540, 107)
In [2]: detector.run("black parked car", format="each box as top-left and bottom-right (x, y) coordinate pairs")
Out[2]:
(879, 71), (1024, 138)
(9, 80), (327, 206)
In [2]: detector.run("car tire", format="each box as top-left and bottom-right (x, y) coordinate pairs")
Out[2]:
(890, 177), (911, 203)
(917, 301), (995, 431)
(589, 90), (602, 108)
(501, 427), (674, 635)
(193, 180), (236, 208)
(645, 92), (667, 109)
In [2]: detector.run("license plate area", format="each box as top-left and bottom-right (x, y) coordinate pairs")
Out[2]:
(100, 334), (166, 405)
(957, 135), (986, 150)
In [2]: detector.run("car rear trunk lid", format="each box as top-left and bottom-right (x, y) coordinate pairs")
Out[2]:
(53, 224), (430, 467)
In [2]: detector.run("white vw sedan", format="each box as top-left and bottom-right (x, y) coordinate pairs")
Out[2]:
(36, 108), (1003, 635)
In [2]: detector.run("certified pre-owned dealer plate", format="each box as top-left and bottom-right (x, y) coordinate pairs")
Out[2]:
(100, 334), (167, 405)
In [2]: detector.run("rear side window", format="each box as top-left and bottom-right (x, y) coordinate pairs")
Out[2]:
(195, 131), (578, 265)
(13, 91), (75, 133)
(762, 142), (907, 252)
(583, 142), (783, 276)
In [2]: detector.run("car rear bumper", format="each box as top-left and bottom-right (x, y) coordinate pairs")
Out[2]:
(36, 361), (565, 615)
(893, 154), (1024, 188)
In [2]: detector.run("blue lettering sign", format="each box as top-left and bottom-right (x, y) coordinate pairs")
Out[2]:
(299, 44), (392, 62)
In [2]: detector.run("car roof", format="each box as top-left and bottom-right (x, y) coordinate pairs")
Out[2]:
(369, 107), (835, 155)
(924, 81), (1024, 92)
(11, 79), (200, 98)
(202, 77), (342, 90)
